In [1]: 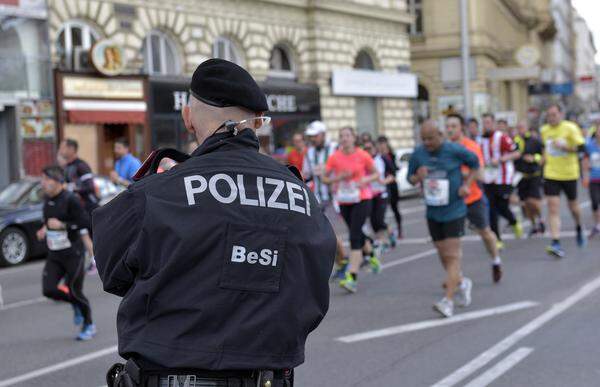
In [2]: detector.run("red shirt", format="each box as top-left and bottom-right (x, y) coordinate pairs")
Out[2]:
(326, 147), (375, 202)
(287, 148), (306, 173)
(459, 137), (484, 205)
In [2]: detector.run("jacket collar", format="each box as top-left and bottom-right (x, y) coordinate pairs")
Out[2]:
(191, 128), (260, 157)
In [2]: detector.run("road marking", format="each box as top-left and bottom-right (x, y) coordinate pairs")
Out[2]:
(0, 261), (44, 277)
(337, 301), (538, 343)
(0, 345), (118, 387)
(0, 297), (46, 311)
(380, 249), (437, 270)
(463, 347), (534, 387)
(432, 273), (600, 387)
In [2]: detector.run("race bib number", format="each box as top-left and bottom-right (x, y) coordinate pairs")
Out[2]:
(484, 165), (499, 183)
(424, 178), (449, 206)
(46, 230), (72, 251)
(546, 139), (567, 157)
(590, 152), (600, 169)
(335, 182), (361, 204)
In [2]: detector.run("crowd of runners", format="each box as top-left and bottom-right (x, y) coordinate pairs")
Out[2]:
(293, 103), (599, 319)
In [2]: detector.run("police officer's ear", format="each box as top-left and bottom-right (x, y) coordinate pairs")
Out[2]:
(182, 105), (194, 134)
(252, 112), (265, 129)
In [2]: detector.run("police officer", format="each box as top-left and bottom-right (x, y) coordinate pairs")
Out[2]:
(93, 59), (336, 387)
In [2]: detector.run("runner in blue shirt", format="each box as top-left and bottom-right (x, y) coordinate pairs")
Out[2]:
(110, 138), (142, 186)
(583, 133), (600, 238)
(408, 119), (479, 318)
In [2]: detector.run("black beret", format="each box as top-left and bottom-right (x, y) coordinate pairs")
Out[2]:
(190, 58), (268, 113)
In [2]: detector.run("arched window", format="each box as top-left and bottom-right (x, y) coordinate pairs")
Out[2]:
(56, 21), (99, 70)
(269, 44), (295, 78)
(212, 36), (243, 65)
(142, 30), (181, 75)
(354, 50), (378, 135)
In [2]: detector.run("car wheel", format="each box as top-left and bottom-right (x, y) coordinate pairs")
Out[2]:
(0, 227), (29, 267)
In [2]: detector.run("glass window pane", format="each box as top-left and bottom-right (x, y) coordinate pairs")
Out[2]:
(151, 34), (161, 73)
(71, 26), (82, 48)
(165, 39), (177, 74)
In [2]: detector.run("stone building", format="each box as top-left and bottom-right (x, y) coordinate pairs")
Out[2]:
(407, 0), (555, 124)
(46, 0), (416, 173)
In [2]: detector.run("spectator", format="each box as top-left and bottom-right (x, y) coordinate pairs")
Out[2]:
(110, 138), (141, 187)
(287, 133), (307, 172)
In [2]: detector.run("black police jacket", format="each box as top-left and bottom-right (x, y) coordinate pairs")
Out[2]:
(93, 129), (336, 370)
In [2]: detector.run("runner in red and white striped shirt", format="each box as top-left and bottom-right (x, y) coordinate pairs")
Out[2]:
(480, 114), (523, 246)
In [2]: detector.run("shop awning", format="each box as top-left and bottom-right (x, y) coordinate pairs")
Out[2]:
(63, 99), (147, 124)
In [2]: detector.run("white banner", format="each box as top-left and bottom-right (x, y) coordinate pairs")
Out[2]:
(332, 69), (417, 98)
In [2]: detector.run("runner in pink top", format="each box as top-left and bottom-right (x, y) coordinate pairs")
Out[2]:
(324, 127), (380, 293)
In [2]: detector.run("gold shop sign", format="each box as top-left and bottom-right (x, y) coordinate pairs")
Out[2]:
(63, 76), (144, 99)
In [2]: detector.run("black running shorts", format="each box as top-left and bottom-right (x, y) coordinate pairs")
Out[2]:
(518, 176), (543, 200)
(543, 179), (578, 201)
(427, 217), (465, 242)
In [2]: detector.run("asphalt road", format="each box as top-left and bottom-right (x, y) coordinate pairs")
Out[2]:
(0, 195), (598, 387)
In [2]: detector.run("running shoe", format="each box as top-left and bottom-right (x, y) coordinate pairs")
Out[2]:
(72, 304), (84, 326)
(57, 283), (70, 295)
(369, 256), (382, 274)
(330, 259), (348, 282)
(496, 240), (506, 251)
(76, 323), (97, 341)
(454, 278), (473, 307)
(576, 228), (587, 248)
(339, 272), (357, 294)
(492, 263), (503, 283)
(433, 298), (454, 318)
(546, 241), (565, 258)
(512, 221), (524, 239)
(589, 226), (600, 239)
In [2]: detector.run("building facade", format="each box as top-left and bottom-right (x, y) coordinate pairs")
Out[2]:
(408, 0), (555, 124)
(46, 0), (415, 174)
(573, 9), (598, 118)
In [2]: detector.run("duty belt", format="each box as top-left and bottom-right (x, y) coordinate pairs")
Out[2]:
(107, 359), (293, 387)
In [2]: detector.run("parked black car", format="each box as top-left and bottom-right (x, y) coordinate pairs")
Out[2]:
(0, 177), (123, 266)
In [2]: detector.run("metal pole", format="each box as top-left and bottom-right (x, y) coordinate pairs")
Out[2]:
(460, 0), (472, 117)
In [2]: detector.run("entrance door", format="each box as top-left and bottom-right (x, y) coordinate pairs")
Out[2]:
(99, 124), (128, 176)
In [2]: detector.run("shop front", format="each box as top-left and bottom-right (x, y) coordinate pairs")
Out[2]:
(54, 72), (150, 175)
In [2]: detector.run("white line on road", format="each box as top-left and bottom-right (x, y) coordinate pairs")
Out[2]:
(0, 345), (118, 387)
(380, 249), (437, 270)
(0, 297), (46, 311)
(463, 347), (534, 387)
(431, 273), (600, 387)
(337, 301), (539, 343)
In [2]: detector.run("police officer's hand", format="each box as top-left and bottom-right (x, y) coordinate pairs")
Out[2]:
(47, 218), (64, 230)
(36, 226), (46, 241)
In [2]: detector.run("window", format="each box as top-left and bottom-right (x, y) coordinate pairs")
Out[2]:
(142, 30), (181, 75)
(407, 0), (423, 36)
(354, 50), (378, 135)
(269, 44), (295, 78)
(56, 21), (99, 70)
(354, 50), (375, 70)
(212, 36), (242, 65)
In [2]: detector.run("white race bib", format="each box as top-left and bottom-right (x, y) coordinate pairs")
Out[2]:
(46, 230), (72, 251)
(546, 139), (567, 157)
(424, 178), (449, 206)
(335, 182), (361, 204)
(484, 165), (499, 183)
(590, 152), (600, 169)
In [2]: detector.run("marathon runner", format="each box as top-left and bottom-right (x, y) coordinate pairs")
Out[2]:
(324, 127), (381, 293)
(58, 139), (100, 216)
(36, 166), (95, 340)
(481, 113), (523, 248)
(541, 104), (587, 257)
(467, 118), (481, 143)
(408, 120), (479, 317)
(583, 130), (600, 238)
(447, 114), (503, 282)
(302, 121), (347, 279)
(514, 120), (545, 237)
(377, 135), (403, 240)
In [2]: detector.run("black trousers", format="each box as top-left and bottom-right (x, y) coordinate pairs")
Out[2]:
(483, 184), (517, 240)
(370, 194), (388, 233)
(387, 183), (402, 234)
(340, 200), (371, 250)
(42, 248), (92, 325)
(589, 182), (600, 211)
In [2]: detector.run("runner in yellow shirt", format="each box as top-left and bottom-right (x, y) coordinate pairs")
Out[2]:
(541, 104), (586, 257)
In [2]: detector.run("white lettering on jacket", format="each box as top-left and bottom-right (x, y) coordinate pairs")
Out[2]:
(231, 245), (278, 266)
(184, 173), (312, 216)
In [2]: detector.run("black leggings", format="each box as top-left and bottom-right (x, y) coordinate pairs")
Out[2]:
(590, 182), (600, 211)
(42, 249), (92, 325)
(340, 200), (371, 250)
(370, 195), (388, 232)
(387, 183), (402, 234)
(484, 184), (517, 240)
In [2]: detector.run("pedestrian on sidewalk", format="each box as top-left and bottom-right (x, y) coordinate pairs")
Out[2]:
(408, 119), (480, 318)
(110, 137), (141, 187)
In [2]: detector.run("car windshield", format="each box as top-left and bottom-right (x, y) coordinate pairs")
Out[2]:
(0, 181), (33, 206)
